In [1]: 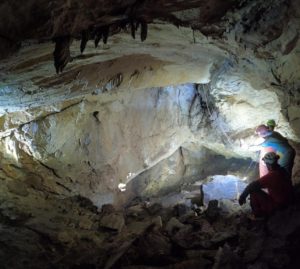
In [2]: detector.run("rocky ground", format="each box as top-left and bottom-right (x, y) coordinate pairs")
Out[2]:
(2, 179), (300, 269)
(0, 0), (300, 213)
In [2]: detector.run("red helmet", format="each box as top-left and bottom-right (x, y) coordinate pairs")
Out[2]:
(255, 124), (271, 137)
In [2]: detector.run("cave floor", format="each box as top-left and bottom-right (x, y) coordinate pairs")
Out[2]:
(2, 182), (300, 269)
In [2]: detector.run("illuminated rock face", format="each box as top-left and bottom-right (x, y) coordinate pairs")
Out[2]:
(0, 15), (300, 206)
(1, 0), (300, 214)
(0, 76), (299, 207)
(1, 84), (202, 206)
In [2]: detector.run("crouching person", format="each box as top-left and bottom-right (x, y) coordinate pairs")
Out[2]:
(239, 152), (294, 218)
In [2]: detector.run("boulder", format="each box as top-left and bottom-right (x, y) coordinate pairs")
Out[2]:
(137, 230), (173, 265)
(146, 203), (163, 216)
(99, 213), (125, 232)
(101, 204), (116, 214)
(165, 217), (185, 235)
(152, 216), (163, 230)
(211, 231), (237, 245)
(78, 217), (95, 230)
(205, 200), (220, 222)
(173, 203), (190, 217)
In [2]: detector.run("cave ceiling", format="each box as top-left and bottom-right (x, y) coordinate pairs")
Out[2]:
(1, 0), (299, 111)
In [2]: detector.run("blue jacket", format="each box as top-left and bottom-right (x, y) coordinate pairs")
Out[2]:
(261, 131), (295, 177)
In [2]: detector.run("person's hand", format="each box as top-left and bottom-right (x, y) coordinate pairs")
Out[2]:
(238, 194), (246, 206)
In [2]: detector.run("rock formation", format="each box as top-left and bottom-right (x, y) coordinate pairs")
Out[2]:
(0, 0), (300, 268)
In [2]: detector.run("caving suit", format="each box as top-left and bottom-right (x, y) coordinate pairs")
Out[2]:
(259, 131), (296, 178)
(250, 167), (293, 217)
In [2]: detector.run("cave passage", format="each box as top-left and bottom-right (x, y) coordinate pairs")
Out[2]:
(1, 0), (300, 267)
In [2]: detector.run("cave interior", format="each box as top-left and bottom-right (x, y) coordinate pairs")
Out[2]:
(0, 0), (300, 268)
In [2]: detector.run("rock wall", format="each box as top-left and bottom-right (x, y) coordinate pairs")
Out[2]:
(1, 84), (205, 206)
(1, 76), (298, 208)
